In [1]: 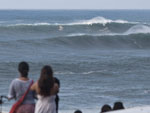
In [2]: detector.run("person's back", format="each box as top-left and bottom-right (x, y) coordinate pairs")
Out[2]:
(8, 78), (35, 104)
(8, 61), (35, 113)
(31, 65), (58, 113)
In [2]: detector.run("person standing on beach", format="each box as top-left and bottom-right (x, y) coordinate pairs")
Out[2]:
(54, 77), (60, 113)
(31, 65), (58, 113)
(8, 61), (35, 113)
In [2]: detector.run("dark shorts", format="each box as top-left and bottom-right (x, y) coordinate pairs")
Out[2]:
(16, 104), (35, 113)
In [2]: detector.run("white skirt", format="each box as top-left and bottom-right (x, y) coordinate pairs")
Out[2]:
(35, 95), (56, 113)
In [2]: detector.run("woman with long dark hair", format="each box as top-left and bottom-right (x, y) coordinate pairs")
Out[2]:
(31, 65), (58, 113)
(8, 61), (35, 113)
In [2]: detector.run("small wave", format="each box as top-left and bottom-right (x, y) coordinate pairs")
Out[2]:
(55, 70), (103, 75)
(82, 70), (103, 75)
(67, 33), (87, 37)
(125, 25), (150, 35)
(55, 71), (75, 75)
(5, 22), (53, 27)
(66, 29), (150, 38)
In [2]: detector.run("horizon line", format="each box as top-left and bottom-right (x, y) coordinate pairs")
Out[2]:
(0, 8), (150, 10)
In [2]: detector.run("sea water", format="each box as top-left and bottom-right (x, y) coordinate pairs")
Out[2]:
(0, 10), (150, 113)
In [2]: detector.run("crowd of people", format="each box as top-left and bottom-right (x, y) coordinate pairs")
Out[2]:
(7, 61), (125, 113)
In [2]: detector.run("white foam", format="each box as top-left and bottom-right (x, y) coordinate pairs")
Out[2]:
(3, 16), (137, 27)
(6, 22), (52, 26)
(67, 33), (86, 37)
(70, 16), (133, 26)
(125, 25), (150, 35)
(55, 71), (75, 75)
(109, 106), (150, 113)
(82, 70), (103, 74)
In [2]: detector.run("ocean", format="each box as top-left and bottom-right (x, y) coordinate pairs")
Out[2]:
(0, 10), (150, 113)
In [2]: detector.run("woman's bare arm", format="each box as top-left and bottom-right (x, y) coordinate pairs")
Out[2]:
(50, 83), (59, 95)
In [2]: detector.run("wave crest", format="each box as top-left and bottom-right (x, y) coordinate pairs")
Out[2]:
(0, 16), (137, 27)
(70, 16), (134, 26)
(125, 25), (150, 35)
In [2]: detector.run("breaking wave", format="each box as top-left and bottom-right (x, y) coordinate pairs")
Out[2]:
(0, 16), (138, 27)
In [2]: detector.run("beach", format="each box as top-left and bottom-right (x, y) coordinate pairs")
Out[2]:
(2, 106), (150, 113)
(109, 106), (150, 113)
(0, 10), (150, 112)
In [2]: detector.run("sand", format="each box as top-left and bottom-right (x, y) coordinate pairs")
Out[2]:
(108, 106), (150, 113)
(3, 106), (150, 113)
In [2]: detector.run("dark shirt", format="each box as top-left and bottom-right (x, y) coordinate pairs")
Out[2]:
(54, 77), (60, 113)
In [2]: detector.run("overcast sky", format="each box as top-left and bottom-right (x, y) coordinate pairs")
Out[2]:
(0, 0), (150, 9)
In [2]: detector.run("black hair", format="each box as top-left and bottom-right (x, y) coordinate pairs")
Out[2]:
(101, 104), (112, 113)
(113, 101), (125, 110)
(74, 110), (82, 113)
(18, 61), (29, 77)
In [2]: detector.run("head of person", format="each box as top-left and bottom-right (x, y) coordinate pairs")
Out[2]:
(101, 104), (112, 113)
(54, 77), (60, 87)
(38, 65), (54, 97)
(74, 110), (82, 113)
(18, 61), (29, 78)
(113, 101), (124, 110)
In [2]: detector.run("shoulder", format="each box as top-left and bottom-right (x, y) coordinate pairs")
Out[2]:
(28, 79), (34, 83)
(10, 78), (20, 85)
(12, 78), (19, 82)
(30, 81), (38, 91)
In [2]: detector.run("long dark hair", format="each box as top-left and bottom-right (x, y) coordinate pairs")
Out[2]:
(18, 61), (29, 77)
(38, 65), (54, 97)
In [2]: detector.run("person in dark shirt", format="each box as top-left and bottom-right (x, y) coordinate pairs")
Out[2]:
(54, 77), (60, 113)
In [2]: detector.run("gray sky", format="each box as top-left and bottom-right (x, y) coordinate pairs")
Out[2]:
(0, 0), (150, 9)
